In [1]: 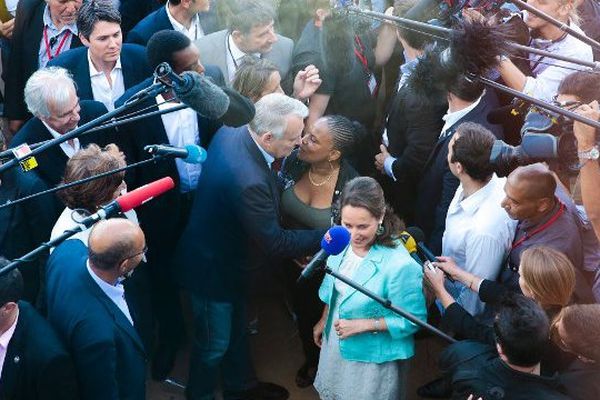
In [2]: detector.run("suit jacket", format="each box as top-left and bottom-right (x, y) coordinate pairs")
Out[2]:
(174, 126), (324, 300)
(414, 91), (504, 255)
(319, 243), (426, 363)
(46, 239), (146, 400)
(4, 0), (82, 121)
(126, 5), (219, 46)
(118, 0), (162, 37)
(0, 301), (79, 400)
(47, 44), (151, 101)
(9, 100), (118, 187)
(194, 29), (294, 85)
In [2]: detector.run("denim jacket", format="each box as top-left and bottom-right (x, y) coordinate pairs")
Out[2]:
(319, 242), (427, 363)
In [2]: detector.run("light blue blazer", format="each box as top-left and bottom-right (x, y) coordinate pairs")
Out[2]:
(319, 242), (427, 363)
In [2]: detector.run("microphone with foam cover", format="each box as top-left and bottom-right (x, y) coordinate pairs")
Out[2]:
(297, 225), (351, 283)
(144, 144), (208, 164)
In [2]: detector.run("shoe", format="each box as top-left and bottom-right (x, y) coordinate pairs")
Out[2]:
(416, 377), (452, 398)
(151, 343), (177, 381)
(295, 363), (317, 388)
(224, 382), (289, 400)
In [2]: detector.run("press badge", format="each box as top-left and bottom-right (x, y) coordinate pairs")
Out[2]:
(11, 144), (38, 172)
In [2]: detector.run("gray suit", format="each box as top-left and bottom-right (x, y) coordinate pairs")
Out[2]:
(194, 29), (293, 86)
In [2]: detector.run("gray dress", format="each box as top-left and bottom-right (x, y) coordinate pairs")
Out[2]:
(313, 249), (409, 400)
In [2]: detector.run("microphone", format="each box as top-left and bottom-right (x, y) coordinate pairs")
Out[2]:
(487, 100), (528, 125)
(154, 62), (230, 120)
(399, 231), (425, 266)
(144, 144), (207, 164)
(297, 225), (351, 283)
(407, 226), (455, 281)
(78, 177), (175, 228)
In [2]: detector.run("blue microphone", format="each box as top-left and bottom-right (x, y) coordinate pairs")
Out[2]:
(298, 225), (351, 283)
(144, 144), (207, 164)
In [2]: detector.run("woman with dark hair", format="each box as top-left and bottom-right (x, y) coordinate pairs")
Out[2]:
(279, 114), (360, 387)
(312, 176), (427, 400)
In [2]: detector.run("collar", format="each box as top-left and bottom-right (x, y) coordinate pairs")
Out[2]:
(0, 308), (18, 350)
(227, 33), (260, 62)
(454, 174), (499, 216)
(249, 129), (275, 169)
(42, 120), (77, 141)
(165, 3), (200, 33)
(400, 56), (419, 76)
(43, 5), (78, 34)
(521, 197), (561, 230)
(88, 49), (121, 77)
(443, 90), (485, 128)
(87, 260), (124, 295)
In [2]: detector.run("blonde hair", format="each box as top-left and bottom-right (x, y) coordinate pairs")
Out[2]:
(520, 246), (575, 310)
(558, 0), (581, 26)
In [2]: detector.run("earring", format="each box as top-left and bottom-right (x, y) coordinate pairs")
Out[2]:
(376, 223), (384, 236)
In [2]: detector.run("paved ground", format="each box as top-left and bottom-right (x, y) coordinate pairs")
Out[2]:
(147, 296), (446, 400)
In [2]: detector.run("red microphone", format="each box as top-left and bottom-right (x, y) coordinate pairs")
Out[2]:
(79, 177), (175, 227)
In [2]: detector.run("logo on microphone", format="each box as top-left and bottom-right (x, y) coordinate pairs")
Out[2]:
(323, 231), (332, 244)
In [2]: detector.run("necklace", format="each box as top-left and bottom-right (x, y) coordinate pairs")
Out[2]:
(308, 162), (336, 187)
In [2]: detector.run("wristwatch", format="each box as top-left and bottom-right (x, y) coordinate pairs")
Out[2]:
(578, 146), (600, 166)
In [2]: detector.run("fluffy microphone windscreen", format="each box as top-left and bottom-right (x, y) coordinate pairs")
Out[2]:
(116, 177), (175, 212)
(322, 225), (351, 256)
(175, 71), (230, 120)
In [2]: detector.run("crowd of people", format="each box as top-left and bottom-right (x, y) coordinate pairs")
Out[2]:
(0, 0), (600, 399)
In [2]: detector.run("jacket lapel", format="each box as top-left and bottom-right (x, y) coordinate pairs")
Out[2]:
(0, 306), (26, 398)
(75, 50), (93, 100)
(339, 249), (382, 307)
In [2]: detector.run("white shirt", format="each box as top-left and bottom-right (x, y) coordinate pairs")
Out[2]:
(5, 0), (19, 17)
(165, 3), (204, 41)
(42, 121), (80, 158)
(249, 130), (275, 169)
(523, 22), (593, 102)
(0, 309), (18, 379)
(156, 94), (201, 192)
(88, 50), (125, 112)
(334, 247), (364, 296)
(442, 175), (517, 315)
(226, 33), (260, 82)
(38, 5), (77, 68)
(439, 92), (484, 139)
(87, 262), (133, 325)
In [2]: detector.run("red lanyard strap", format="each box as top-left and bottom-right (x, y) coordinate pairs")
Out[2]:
(512, 201), (565, 250)
(353, 35), (369, 71)
(43, 25), (71, 61)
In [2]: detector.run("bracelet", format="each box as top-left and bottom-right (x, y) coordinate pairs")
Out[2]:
(373, 318), (380, 334)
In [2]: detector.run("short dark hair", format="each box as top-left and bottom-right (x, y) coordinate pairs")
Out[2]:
(558, 70), (600, 104)
(448, 75), (484, 102)
(338, 177), (404, 248)
(494, 294), (549, 367)
(228, 0), (275, 34)
(77, 0), (121, 40)
(450, 122), (496, 182)
(88, 238), (133, 271)
(554, 304), (600, 363)
(0, 258), (23, 307)
(59, 144), (126, 212)
(147, 30), (192, 70)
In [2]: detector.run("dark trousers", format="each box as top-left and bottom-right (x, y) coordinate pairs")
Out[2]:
(292, 267), (325, 367)
(186, 293), (257, 400)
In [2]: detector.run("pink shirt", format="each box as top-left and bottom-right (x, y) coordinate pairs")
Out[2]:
(0, 310), (19, 379)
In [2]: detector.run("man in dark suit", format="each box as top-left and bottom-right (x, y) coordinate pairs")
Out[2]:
(48, 0), (151, 111)
(114, 29), (254, 381)
(126, 0), (217, 46)
(46, 219), (147, 400)
(0, 262), (79, 399)
(412, 80), (503, 255)
(174, 93), (324, 400)
(4, 0), (83, 134)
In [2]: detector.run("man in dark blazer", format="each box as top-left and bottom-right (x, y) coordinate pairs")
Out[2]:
(114, 29), (254, 381)
(174, 93), (324, 400)
(48, 0), (151, 111)
(0, 264), (79, 399)
(126, 0), (217, 46)
(46, 219), (147, 400)
(413, 81), (503, 255)
(4, 0), (83, 134)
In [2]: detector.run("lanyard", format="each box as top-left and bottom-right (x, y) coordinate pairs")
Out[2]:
(529, 32), (568, 75)
(353, 35), (378, 97)
(43, 25), (71, 61)
(511, 201), (565, 250)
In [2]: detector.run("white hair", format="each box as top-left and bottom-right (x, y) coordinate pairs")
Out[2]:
(24, 67), (77, 118)
(249, 93), (308, 138)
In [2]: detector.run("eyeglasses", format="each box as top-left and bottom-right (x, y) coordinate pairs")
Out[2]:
(122, 245), (148, 261)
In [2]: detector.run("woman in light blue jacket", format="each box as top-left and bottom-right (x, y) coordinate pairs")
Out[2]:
(313, 177), (427, 400)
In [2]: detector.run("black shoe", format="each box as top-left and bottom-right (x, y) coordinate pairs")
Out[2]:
(417, 377), (452, 398)
(224, 382), (289, 400)
(295, 363), (317, 388)
(151, 344), (177, 381)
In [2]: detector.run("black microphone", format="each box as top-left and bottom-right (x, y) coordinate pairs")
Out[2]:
(487, 100), (528, 125)
(144, 144), (207, 164)
(298, 226), (351, 283)
(154, 62), (230, 120)
(407, 226), (455, 282)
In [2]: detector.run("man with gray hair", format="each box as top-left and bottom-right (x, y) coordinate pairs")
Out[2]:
(175, 93), (324, 400)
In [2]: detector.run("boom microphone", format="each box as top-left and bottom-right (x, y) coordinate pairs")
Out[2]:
(78, 177), (175, 228)
(144, 144), (207, 164)
(407, 226), (455, 281)
(297, 225), (351, 283)
(155, 62), (230, 120)
(399, 231), (424, 266)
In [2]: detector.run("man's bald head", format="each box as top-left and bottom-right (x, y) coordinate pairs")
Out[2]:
(88, 219), (145, 271)
(508, 164), (557, 201)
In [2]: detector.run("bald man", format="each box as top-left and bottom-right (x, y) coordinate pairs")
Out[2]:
(499, 164), (598, 303)
(46, 219), (148, 400)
